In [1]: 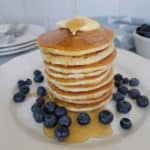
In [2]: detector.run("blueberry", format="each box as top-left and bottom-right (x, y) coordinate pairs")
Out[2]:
(55, 126), (70, 141)
(115, 80), (122, 88)
(122, 77), (129, 84)
(129, 78), (139, 87)
(137, 24), (150, 38)
(116, 101), (132, 114)
(31, 104), (40, 113)
(25, 78), (32, 85)
(143, 32), (150, 38)
(44, 114), (57, 128)
(17, 80), (25, 88)
(137, 28), (144, 36)
(54, 106), (67, 118)
(136, 26), (142, 32)
(36, 97), (45, 107)
(31, 98), (44, 112)
(141, 24), (148, 29)
(136, 96), (149, 108)
(136, 24), (150, 38)
(33, 70), (42, 76)
(114, 73), (123, 81)
(128, 89), (140, 99)
(44, 102), (57, 113)
(33, 109), (45, 123)
(77, 113), (90, 125)
(20, 85), (30, 95)
(137, 30), (145, 36)
(98, 110), (113, 125)
(34, 75), (44, 83)
(118, 86), (128, 95)
(58, 115), (71, 127)
(113, 92), (124, 102)
(37, 86), (47, 97)
(120, 118), (132, 129)
(13, 92), (26, 103)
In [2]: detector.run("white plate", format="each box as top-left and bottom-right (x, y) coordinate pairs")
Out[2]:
(0, 49), (150, 150)
(0, 44), (37, 56)
(0, 41), (36, 52)
(0, 24), (45, 48)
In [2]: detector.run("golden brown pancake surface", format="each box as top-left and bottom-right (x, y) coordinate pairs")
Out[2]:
(46, 68), (112, 86)
(37, 27), (114, 52)
(44, 50), (116, 74)
(46, 67), (108, 79)
(43, 44), (114, 66)
(53, 72), (113, 92)
(48, 88), (113, 104)
(48, 92), (112, 112)
(47, 80), (113, 100)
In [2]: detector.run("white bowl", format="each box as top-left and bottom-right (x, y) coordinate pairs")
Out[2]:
(133, 31), (150, 59)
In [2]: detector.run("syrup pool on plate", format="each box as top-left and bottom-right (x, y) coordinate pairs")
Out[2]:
(28, 92), (113, 143)
(44, 106), (112, 143)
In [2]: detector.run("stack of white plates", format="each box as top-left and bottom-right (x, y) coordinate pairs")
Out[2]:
(0, 24), (46, 56)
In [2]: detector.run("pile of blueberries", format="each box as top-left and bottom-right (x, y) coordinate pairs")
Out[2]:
(113, 73), (149, 129)
(136, 24), (150, 38)
(13, 78), (32, 103)
(13, 70), (149, 141)
(13, 70), (44, 103)
(31, 99), (114, 141)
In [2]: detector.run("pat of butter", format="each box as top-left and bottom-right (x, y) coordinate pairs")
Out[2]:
(57, 16), (100, 35)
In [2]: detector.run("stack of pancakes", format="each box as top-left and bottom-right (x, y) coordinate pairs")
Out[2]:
(37, 26), (116, 112)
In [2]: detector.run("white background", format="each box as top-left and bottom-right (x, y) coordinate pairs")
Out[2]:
(0, 0), (149, 28)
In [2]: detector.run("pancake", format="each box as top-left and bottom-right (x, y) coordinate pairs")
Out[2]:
(44, 50), (116, 74)
(37, 27), (114, 56)
(48, 92), (112, 112)
(47, 80), (113, 100)
(43, 44), (114, 66)
(48, 88), (113, 104)
(46, 66), (108, 79)
(46, 68), (112, 86)
(55, 72), (114, 92)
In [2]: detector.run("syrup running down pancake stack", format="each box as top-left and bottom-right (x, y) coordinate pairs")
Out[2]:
(37, 17), (116, 112)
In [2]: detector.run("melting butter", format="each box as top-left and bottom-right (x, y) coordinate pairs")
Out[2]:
(57, 16), (100, 35)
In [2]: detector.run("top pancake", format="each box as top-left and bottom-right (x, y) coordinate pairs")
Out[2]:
(37, 27), (114, 56)
(43, 44), (114, 66)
